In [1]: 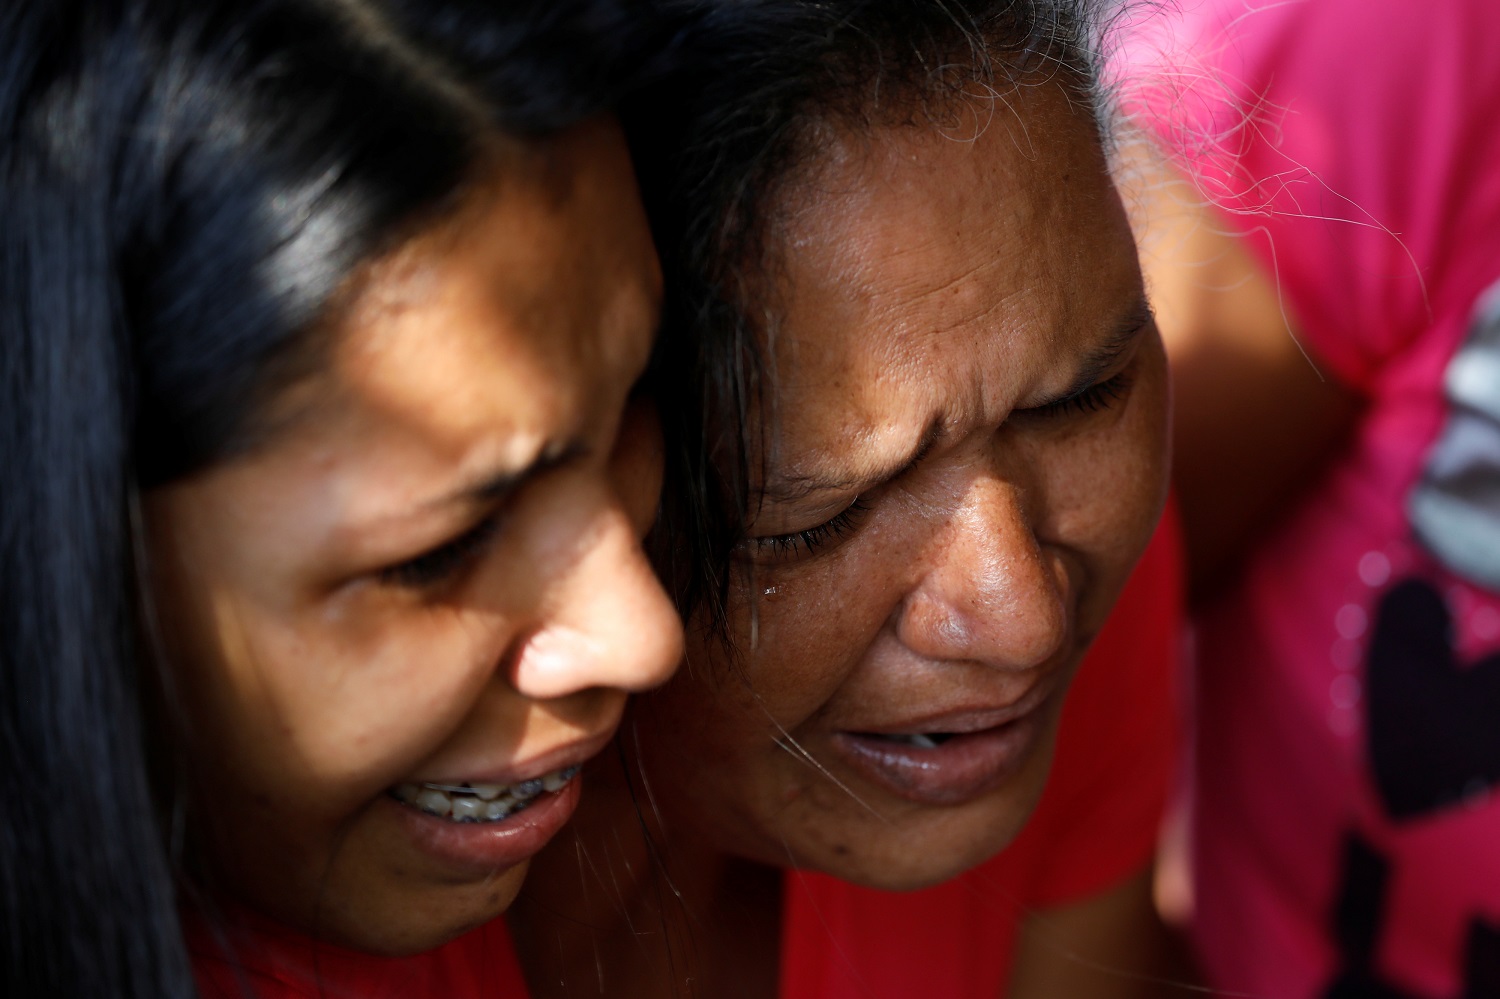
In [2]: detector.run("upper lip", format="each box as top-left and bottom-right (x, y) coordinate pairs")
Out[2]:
(405, 725), (615, 789)
(840, 670), (1061, 736)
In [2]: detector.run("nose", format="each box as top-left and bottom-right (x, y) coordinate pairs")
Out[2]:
(895, 474), (1068, 671)
(508, 400), (684, 700)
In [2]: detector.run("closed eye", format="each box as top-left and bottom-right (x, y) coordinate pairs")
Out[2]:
(1020, 371), (1133, 420)
(746, 497), (871, 562)
(378, 515), (502, 590)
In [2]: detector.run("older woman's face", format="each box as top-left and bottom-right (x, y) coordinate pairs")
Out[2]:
(636, 84), (1168, 889)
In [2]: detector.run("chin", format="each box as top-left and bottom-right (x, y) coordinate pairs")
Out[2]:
(796, 756), (1054, 893)
(360, 876), (530, 955)
(233, 863), (527, 957)
(828, 822), (1028, 893)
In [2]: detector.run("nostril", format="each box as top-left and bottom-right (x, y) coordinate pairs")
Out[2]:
(897, 549), (1069, 671)
(508, 624), (610, 700)
(514, 552), (682, 700)
(900, 592), (973, 650)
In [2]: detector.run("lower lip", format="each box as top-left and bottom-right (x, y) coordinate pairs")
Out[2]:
(384, 777), (582, 876)
(829, 710), (1049, 807)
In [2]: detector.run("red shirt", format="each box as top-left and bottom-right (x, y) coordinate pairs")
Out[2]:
(190, 909), (528, 998)
(194, 512), (1181, 998)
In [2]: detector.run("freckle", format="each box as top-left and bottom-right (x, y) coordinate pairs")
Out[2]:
(832, 844), (849, 856)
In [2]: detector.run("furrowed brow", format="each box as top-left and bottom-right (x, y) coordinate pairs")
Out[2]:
(761, 415), (946, 504)
(433, 439), (587, 510)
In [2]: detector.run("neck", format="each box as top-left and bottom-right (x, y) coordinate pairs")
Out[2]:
(508, 741), (782, 999)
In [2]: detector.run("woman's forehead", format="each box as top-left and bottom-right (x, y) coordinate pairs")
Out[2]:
(761, 86), (1140, 459)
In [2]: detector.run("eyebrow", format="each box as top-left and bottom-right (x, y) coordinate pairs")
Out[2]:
(429, 439), (587, 511)
(759, 295), (1154, 506)
(763, 416), (946, 504)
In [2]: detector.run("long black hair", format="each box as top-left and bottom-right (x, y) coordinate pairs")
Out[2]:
(0, 0), (661, 994)
(625, 0), (1109, 640)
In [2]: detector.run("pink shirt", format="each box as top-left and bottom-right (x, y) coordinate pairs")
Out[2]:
(1125, 1), (1500, 996)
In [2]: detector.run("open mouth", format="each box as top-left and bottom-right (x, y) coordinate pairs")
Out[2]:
(859, 732), (960, 749)
(389, 764), (580, 824)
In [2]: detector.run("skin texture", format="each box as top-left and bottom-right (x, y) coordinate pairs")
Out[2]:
(513, 82), (1171, 998)
(144, 121), (683, 956)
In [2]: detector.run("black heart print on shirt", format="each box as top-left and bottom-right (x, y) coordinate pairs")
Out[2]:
(1366, 577), (1500, 821)
(1322, 832), (1500, 998)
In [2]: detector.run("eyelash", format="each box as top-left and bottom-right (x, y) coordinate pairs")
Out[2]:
(750, 497), (872, 560)
(378, 515), (502, 590)
(1027, 371), (1133, 418)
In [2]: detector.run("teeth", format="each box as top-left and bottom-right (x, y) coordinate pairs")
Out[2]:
(908, 733), (941, 750)
(449, 796), (483, 821)
(415, 789), (452, 816)
(389, 764), (581, 824)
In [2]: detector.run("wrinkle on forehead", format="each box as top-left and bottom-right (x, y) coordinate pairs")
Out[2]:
(776, 116), (1100, 344)
(755, 83), (1134, 490)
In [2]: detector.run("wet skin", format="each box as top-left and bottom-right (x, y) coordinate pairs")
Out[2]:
(145, 121), (683, 955)
(515, 82), (1170, 999)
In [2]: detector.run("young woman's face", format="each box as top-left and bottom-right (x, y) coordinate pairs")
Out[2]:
(634, 85), (1169, 889)
(145, 122), (682, 954)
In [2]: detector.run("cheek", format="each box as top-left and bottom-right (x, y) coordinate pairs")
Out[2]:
(186, 599), (510, 811)
(657, 556), (893, 778)
(1043, 345), (1171, 581)
(732, 555), (896, 727)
